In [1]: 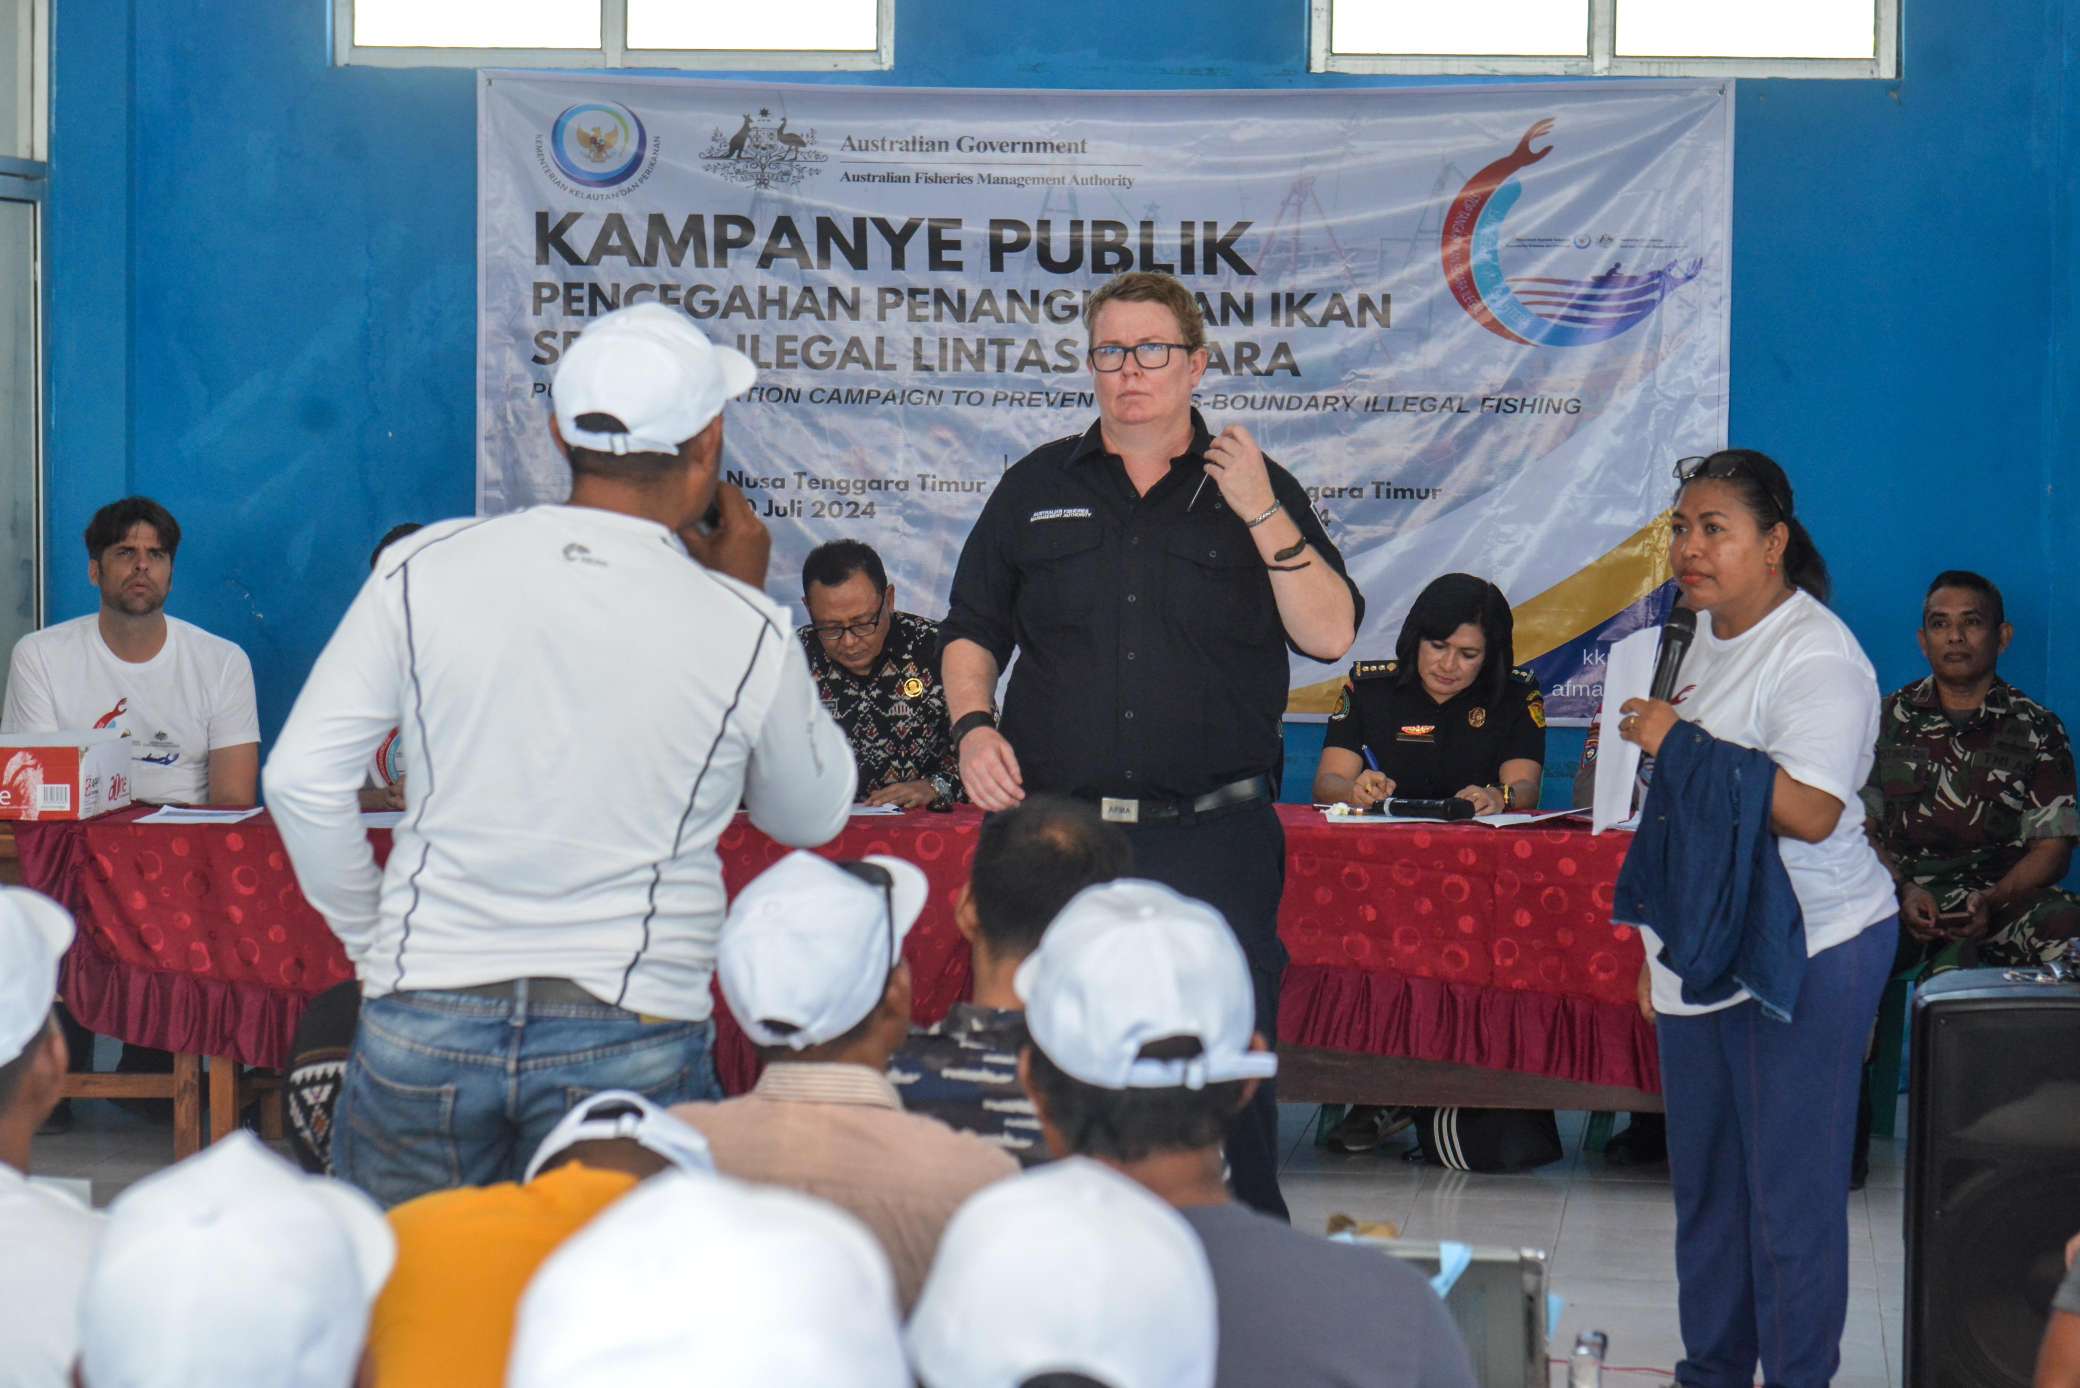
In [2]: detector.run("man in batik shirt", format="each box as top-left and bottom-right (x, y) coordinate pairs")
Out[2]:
(798, 540), (963, 808)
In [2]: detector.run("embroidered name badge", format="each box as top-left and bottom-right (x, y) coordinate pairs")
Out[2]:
(1028, 507), (1094, 523)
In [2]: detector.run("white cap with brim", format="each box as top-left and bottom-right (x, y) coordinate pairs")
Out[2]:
(906, 1157), (1220, 1388)
(1015, 878), (1280, 1091)
(0, 887), (74, 1069)
(719, 851), (928, 1051)
(508, 1169), (910, 1387)
(78, 1131), (396, 1388)
(552, 302), (758, 456)
(524, 1088), (714, 1184)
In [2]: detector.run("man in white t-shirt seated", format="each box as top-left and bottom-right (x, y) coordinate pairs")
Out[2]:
(0, 887), (105, 1385)
(1, 496), (260, 805)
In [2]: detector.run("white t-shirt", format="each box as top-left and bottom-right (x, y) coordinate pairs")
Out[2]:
(0, 1164), (104, 1387)
(0, 615), (260, 805)
(263, 506), (858, 1022)
(1637, 589), (1897, 1017)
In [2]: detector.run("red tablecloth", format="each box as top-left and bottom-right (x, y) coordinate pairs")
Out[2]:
(15, 803), (1653, 1094)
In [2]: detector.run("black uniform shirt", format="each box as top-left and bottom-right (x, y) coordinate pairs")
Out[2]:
(941, 410), (1362, 802)
(1323, 659), (1547, 799)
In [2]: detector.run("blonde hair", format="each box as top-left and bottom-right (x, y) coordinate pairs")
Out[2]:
(1084, 272), (1206, 354)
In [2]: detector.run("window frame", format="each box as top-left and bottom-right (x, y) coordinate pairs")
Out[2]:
(0, 0), (45, 640)
(1309, 0), (1899, 79)
(332, 0), (894, 71)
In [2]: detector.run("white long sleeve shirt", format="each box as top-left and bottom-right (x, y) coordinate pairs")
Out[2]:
(264, 506), (856, 1021)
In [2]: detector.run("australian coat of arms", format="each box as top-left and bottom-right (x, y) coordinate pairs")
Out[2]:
(701, 108), (828, 190)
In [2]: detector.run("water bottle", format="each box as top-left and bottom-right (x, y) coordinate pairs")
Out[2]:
(1568, 1330), (1608, 1388)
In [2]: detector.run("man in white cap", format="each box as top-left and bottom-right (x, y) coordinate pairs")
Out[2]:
(76, 1130), (396, 1388)
(266, 303), (857, 1208)
(1017, 880), (1479, 1388)
(0, 886), (102, 1386)
(366, 1090), (712, 1387)
(508, 1168), (910, 1386)
(672, 850), (1017, 1311)
(908, 1156), (1220, 1388)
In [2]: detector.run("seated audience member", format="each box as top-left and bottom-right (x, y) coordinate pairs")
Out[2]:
(359, 522), (422, 813)
(674, 850), (1017, 1310)
(76, 1130), (394, 1388)
(2040, 1230), (2080, 1388)
(1017, 880), (1479, 1388)
(508, 1168), (909, 1386)
(908, 1156), (1220, 1388)
(887, 795), (1130, 1164)
(0, 888), (102, 1386)
(283, 979), (361, 1174)
(1863, 570), (2080, 971)
(799, 539), (963, 807)
(1312, 573), (1546, 1156)
(2, 496), (259, 804)
(367, 1090), (711, 1387)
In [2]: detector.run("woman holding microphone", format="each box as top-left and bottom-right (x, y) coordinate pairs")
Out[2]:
(1616, 450), (1897, 1388)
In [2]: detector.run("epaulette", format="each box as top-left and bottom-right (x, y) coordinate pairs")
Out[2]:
(1351, 659), (1397, 681)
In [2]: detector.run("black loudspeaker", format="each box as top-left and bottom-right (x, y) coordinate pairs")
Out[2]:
(1906, 968), (2080, 1387)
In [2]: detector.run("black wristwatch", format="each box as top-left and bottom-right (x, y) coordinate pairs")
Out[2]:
(951, 710), (998, 746)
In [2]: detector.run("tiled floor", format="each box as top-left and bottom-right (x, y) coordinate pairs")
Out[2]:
(37, 1100), (1911, 1387)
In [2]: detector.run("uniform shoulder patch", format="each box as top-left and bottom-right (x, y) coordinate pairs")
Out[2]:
(1352, 659), (1397, 681)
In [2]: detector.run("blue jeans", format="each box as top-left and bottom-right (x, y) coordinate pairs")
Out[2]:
(1660, 916), (1898, 1388)
(331, 984), (720, 1209)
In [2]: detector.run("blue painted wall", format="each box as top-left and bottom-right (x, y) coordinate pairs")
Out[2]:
(43, 1), (2077, 794)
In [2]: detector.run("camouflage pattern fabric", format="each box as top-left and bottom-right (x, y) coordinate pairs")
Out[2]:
(1861, 676), (2080, 968)
(885, 1004), (1046, 1167)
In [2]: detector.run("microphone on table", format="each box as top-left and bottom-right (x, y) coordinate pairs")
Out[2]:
(1648, 607), (1697, 704)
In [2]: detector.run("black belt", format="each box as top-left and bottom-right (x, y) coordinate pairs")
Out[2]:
(1088, 774), (1274, 827)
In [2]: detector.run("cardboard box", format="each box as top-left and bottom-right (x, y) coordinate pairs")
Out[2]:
(0, 731), (135, 821)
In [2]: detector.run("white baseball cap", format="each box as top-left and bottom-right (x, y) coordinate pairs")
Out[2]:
(907, 1157), (1219, 1388)
(78, 1131), (396, 1388)
(508, 1169), (909, 1387)
(524, 1088), (714, 1183)
(719, 851), (927, 1051)
(1015, 878), (1279, 1091)
(552, 302), (757, 456)
(0, 887), (74, 1068)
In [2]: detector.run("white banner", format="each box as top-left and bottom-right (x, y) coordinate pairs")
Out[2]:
(478, 76), (1731, 721)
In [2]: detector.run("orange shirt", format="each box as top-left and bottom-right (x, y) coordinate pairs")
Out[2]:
(368, 1162), (640, 1387)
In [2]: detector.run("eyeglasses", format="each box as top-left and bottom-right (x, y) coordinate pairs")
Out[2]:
(810, 591), (889, 643)
(1088, 342), (1191, 372)
(837, 861), (898, 970)
(1673, 454), (1792, 523)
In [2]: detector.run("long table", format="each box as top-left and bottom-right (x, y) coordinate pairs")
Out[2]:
(13, 804), (1656, 1153)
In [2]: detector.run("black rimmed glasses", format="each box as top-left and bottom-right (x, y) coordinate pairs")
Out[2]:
(810, 589), (890, 643)
(1672, 453), (1792, 523)
(1088, 342), (1191, 372)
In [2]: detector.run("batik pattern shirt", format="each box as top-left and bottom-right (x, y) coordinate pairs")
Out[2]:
(798, 610), (963, 802)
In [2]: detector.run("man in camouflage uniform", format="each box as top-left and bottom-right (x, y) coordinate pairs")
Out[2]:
(886, 797), (1129, 1165)
(1861, 571), (2080, 973)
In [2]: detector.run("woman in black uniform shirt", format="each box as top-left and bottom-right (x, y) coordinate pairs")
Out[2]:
(1312, 573), (1550, 1156)
(1314, 573), (1546, 813)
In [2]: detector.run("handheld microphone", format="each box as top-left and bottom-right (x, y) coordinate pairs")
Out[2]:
(1648, 607), (1697, 704)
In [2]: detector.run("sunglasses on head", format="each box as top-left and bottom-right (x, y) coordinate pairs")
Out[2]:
(1673, 454), (1792, 524)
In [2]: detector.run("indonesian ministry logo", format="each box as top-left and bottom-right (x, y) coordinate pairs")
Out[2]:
(543, 101), (655, 194)
(700, 108), (828, 191)
(1441, 119), (1703, 348)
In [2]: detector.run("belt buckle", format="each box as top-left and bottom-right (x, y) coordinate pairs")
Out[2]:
(1099, 796), (1140, 825)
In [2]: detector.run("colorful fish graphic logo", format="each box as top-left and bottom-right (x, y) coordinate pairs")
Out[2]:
(1442, 119), (1702, 348)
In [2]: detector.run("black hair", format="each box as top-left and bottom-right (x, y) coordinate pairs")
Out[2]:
(801, 539), (888, 596)
(0, 1011), (54, 1113)
(1925, 570), (2006, 628)
(1675, 449), (1831, 602)
(1394, 573), (1516, 711)
(369, 523), (423, 571)
(970, 798), (1132, 960)
(1023, 1040), (1248, 1162)
(564, 412), (695, 481)
(84, 497), (181, 563)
